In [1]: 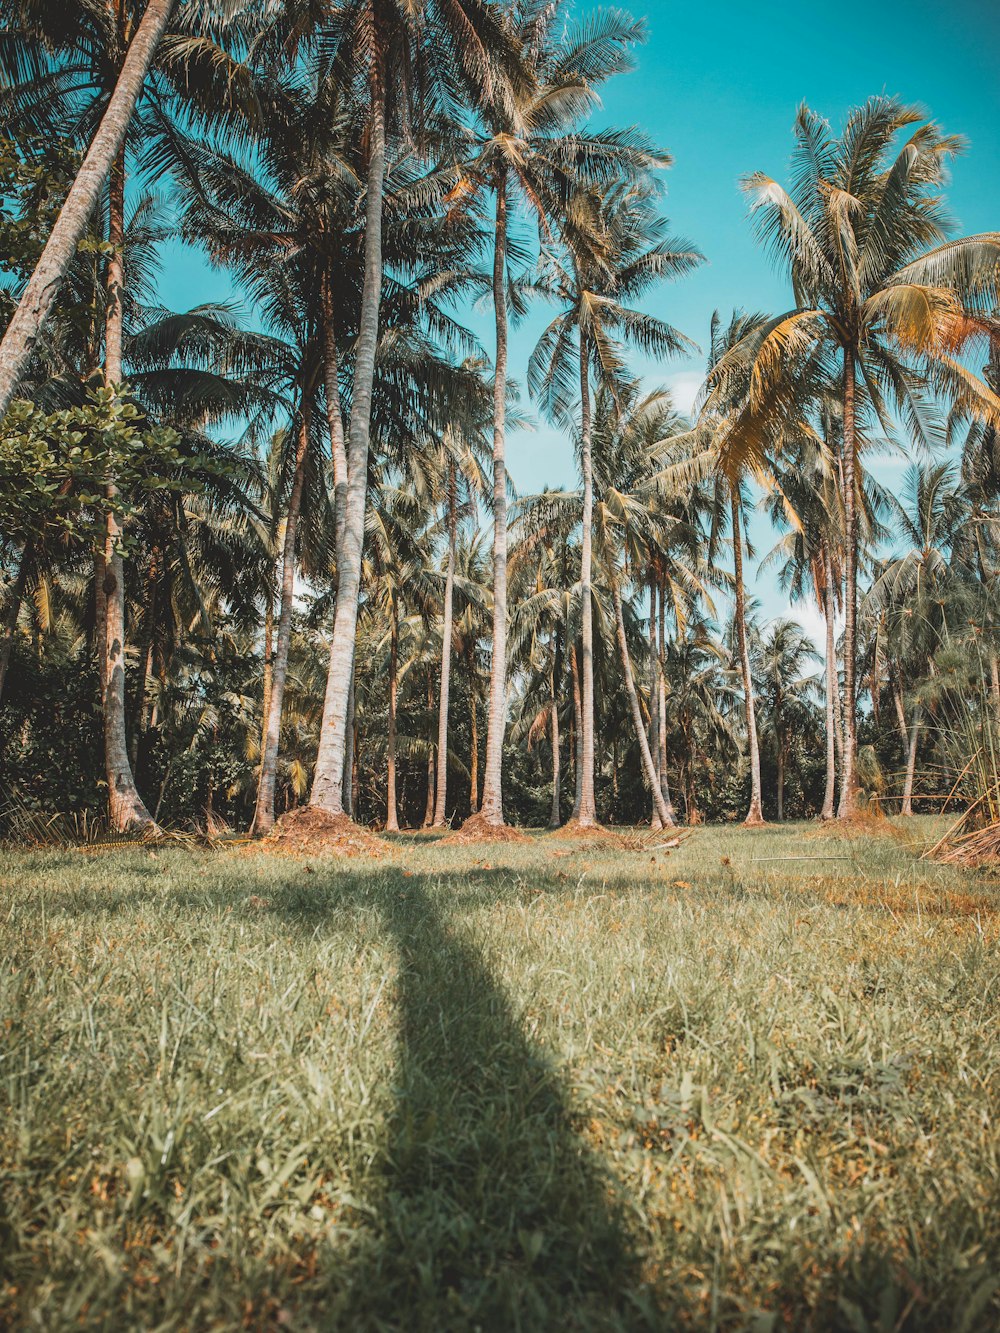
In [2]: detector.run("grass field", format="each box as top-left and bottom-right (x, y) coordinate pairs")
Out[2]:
(1, 818), (998, 1331)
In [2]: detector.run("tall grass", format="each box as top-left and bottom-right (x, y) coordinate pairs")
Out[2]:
(1, 824), (998, 1329)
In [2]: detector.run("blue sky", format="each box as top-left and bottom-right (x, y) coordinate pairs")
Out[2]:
(158, 0), (1000, 633)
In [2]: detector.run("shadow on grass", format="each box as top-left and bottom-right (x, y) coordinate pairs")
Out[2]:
(329, 868), (655, 1330)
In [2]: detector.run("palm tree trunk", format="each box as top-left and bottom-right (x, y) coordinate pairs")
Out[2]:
(252, 413), (309, 835)
(821, 551), (837, 820)
(310, 69), (387, 817)
(260, 577), (275, 776)
(385, 594), (399, 832)
(343, 666), (355, 816)
(423, 672), (435, 828)
(569, 642), (584, 819)
(0, 544), (30, 703)
(103, 149), (154, 833)
(577, 335), (597, 825)
(477, 170), (511, 827)
(647, 581), (661, 828)
(469, 680), (479, 813)
(549, 634), (562, 828)
(321, 271), (348, 556)
(657, 583), (676, 825)
(901, 705), (920, 817)
(433, 466), (457, 826)
(838, 353), (860, 818)
(611, 575), (672, 827)
(731, 487), (764, 825)
(128, 545), (157, 769)
(777, 740), (785, 821)
(0, 0), (175, 416)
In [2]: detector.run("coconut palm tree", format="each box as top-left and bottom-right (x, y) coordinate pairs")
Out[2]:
(754, 618), (821, 820)
(712, 97), (1000, 817)
(308, 0), (523, 823)
(863, 462), (974, 815)
(529, 180), (701, 825)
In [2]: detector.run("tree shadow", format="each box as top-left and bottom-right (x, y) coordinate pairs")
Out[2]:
(330, 868), (657, 1330)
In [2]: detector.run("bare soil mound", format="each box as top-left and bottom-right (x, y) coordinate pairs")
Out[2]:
(548, 821), (645, 851)
(263, 807), (387, 857)
(440, 812), (529, 845)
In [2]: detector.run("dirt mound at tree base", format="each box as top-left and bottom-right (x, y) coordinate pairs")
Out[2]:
(806, 809), (905, 841)
(548, 821), (653, 851)
(440, 812), (529, 845)
(264, 807), (387, 856)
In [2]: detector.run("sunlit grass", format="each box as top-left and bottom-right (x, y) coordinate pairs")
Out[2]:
(1, 818), (998, 1329)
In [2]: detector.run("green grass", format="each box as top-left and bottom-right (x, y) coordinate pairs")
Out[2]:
(1, 819), (998, 1330)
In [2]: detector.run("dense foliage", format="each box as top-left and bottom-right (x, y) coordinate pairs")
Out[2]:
(1, 1), (999, 835)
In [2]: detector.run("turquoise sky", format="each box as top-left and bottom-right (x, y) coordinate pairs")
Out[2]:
(159, 0), (1000, 632)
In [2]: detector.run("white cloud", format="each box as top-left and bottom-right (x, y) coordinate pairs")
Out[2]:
(665, 369), (704, 418)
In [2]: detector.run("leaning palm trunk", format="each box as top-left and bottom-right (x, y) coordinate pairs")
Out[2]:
(478, 172), (510, 826)
(731, 487), (764, 825)
(433, 468), (457, 826)
(0, 0), (175, 416)
(103, 152), (155, 833)
(821, 552), (837, 820)
(310, 74), (387, 817)
(838, 355), (860, 818)
(612, 575), (672, 828)
(0, 543), (30, 703)
(576, 337), (597, 825)
(252, 414), (310, 835)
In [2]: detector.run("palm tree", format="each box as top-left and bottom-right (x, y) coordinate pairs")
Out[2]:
(449, 2), (658, 829)
(308, 0), (522, 823)
(715, 97), (1000, 817)
(754, 618), (821, 820)
(0, 0), (176, 413)
(530, 180), (701, 825)
(863, 462), (973, 815)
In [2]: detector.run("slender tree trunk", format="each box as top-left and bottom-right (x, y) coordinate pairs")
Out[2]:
(991, 655), (1000, 715)
(611, 575), (672, 827)
(469, 678), (479, 813)
(252, 413), (309, 835)
(433, 466), (457, 826)
(777, 740), (785, 822)
(477, 170), (510, 827)
(0, 544), (30, 703)
(385, 594), (399, 832)
(0, 0), (175, 416)
(549, 636), (561, 828)
(94, 547), (108, 697)
(731, 487), (764, 825)
(576, 335), (597, 825)
(648, 581), (662, 829)
(569, 642), (584, 819)
(128, 546), (157, 769)
(321, 272), (348, 552)
(838, 353), (860, 818)
(901, 705), (920, 817)
(343, 666), (356, 816)
(657, 582), (676, 824)
(891, 678), (912, 815)
(260, 578), (275, 776)
(310, 71), (386, 817)
(423, 672), (435, 828)
(103, 149), (154, 833)
(821, 552), (837, 820)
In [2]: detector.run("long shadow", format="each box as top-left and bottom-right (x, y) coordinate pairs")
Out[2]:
(330, 868), (655, 1331)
